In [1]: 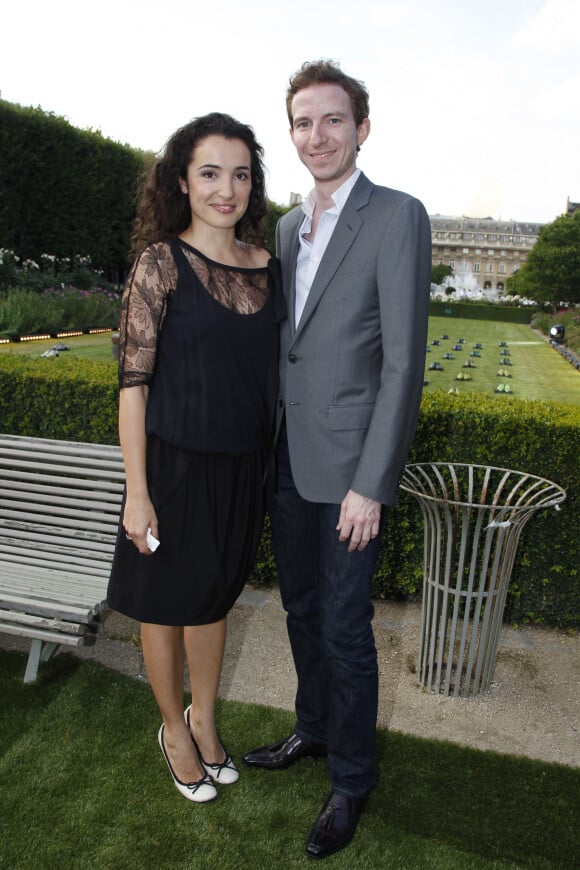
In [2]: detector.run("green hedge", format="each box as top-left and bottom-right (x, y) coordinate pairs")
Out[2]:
(0, 101), (146, 280)
(0, 355), (577, 628)
(0, 355), (118, 443)
(0, 287), (121, 339)
(429, 301), (536, 323)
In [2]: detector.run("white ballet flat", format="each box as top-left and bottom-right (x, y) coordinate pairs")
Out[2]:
(157, 724), (217, 803)
(184, 705), (240, 785)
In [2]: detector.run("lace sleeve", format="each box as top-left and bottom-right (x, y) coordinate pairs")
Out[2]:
(118, 242), (176, 389)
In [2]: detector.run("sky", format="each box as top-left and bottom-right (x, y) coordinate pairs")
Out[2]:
(1, 0), (579, 224)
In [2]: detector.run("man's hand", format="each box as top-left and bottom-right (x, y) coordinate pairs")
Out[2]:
(337, 490), (381, 552)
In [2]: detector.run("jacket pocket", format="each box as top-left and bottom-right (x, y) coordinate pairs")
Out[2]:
(328, 403), (374, 430)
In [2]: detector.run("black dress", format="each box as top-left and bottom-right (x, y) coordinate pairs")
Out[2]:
(107, 239), (281, 626)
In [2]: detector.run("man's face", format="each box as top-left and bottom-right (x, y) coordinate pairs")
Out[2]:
(290, 83), (370, 188)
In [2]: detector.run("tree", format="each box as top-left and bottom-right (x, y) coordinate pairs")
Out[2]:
(431, 263), (453, 286)
(264, 200), (292, 252)
(507, 211), (580, 305)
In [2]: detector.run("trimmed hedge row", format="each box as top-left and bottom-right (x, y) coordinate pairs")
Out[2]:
(429, 301), (535, 323)
(0, 355), (118, 444)
(0, 354), (577, 628)
(0, 101), (146, 280)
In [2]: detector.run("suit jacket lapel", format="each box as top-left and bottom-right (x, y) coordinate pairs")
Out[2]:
(292, 173), (373, 340)
(279, 208), (302, 337)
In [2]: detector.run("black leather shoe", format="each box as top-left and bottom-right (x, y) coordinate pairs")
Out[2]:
(306, 790), (367, 860)
(243, 732), (327, 770)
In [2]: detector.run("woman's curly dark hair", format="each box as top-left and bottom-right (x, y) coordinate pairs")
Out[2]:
(133, 113), (267, 252)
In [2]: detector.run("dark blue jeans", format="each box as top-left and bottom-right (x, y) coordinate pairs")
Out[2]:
(268, 429), (383, 798)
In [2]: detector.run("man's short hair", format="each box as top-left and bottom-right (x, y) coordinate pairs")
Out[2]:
(286, 60), (370, 127)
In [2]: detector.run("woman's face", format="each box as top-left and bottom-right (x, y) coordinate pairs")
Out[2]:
(179, 135), (252, 232)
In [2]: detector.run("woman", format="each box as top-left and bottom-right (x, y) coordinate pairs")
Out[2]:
(107, 113), (282, 803)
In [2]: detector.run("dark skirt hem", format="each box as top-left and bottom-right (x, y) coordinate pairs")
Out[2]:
(107, 438), (265, 626)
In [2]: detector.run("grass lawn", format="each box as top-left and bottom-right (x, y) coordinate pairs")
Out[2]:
(1, 650), (578, 869)
(424, 317), (580, 406)
(0, 331), (118, 364)
(2, 319), (579, 406)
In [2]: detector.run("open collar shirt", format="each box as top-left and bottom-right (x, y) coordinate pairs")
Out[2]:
(294, 169), (361, 327)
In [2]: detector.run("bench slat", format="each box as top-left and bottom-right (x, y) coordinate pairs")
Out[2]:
(0, 453), (124, 476)
(0, 589), (105, 621)
(0, 468), (124, 493)
(0, 511), (120, 534)
(0, 564), (109, 597)
(0, 558), (110, 586)
(0, 542), (114, 566)
(0, 484), (123, 508)
(0, 621), (87, 647)
(0, 528), (117, 550)
(0, 608), (90, 635)
(0, 433), (121, 455)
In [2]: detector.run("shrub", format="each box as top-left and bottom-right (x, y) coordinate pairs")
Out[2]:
(0, 286), (121, 339)
(429, 301), (536, 323)
(0, 354), (117, 443)
(0, 100), (144, 280)
(532, 308), (580, 356)
(0, 358), (577, 627)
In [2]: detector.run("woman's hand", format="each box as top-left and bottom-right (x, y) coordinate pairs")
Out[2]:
(123, 494), (159, 555)
(119, 385), (158, 555)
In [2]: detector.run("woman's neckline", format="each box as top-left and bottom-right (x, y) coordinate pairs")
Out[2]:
(176, 237), (270, 272)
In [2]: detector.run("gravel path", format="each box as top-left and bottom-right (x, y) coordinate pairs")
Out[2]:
(3, 586), (578, 768)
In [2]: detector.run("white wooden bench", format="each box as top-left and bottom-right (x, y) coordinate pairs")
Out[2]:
(0, 434), (125, 682)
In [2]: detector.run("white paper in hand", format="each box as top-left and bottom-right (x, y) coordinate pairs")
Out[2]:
(146, 528), (160, 552)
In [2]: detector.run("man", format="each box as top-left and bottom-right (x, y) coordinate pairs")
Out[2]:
(244, 60), (431, 859)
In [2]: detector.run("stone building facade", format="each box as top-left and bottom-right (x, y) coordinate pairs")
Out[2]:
(429, 215), (543, 291)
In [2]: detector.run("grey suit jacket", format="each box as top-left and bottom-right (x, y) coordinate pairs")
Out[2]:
(275, 172), (431, 507)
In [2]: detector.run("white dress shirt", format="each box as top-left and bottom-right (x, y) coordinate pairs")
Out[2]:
(294, 169), (361, 327)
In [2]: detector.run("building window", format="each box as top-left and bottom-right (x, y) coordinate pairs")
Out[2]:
(462, 248), (469, 254)
(512, 263), (519, 273)
(500, 235), (509, 242)
(475, 248), (482, 254)
(499, 263), (506, 274)
(463, 233), (473, 240)
(514, 236), (522, 243)
(460, 261), (468, 271)
(438, 259), (443, 265)
(486, 263), (494, 272)
(450, 247), (457, 252)
(474, 262), (481, 272)
(500, 250), (507, 257)
(449, 260), (455, 269)
(489, 234), (497, 241)
(475, 233), (484, 241)
(487, 250), (494, 256)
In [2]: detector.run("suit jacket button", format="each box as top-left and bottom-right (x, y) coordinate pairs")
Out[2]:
(288, 353), (297, 363)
